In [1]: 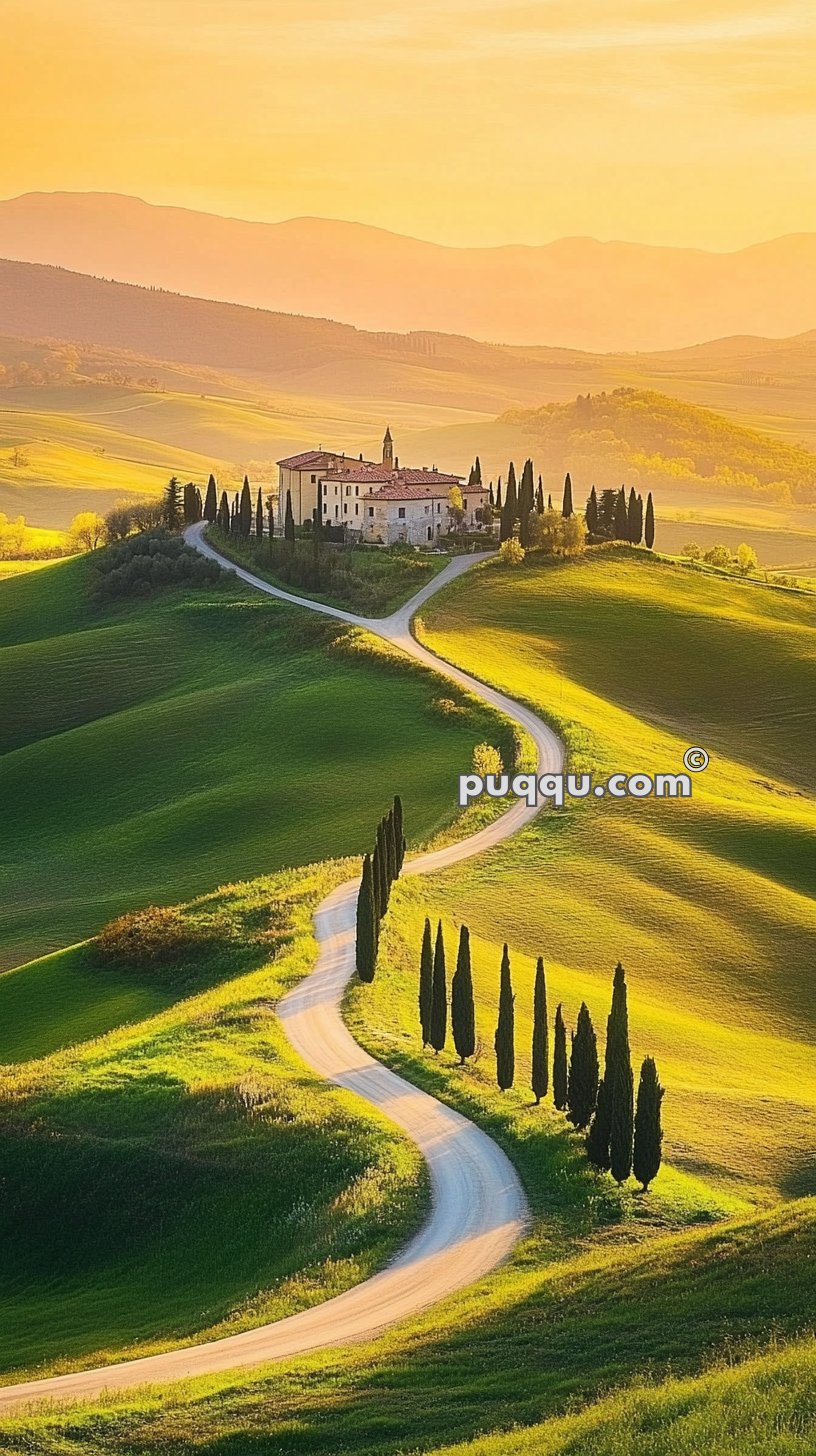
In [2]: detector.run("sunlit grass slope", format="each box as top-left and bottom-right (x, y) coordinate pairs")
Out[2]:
(0, 556), (515, 969)
(411, 548), (816, 1197)
(0, 867), (426, 1379)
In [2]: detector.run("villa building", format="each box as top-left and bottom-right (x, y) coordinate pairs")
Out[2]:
(277, 429), (491, 546)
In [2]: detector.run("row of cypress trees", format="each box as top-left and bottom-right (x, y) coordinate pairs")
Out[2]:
(355, 796), (405, 982)
(416, 929), (664, 1191)
(586, 485), (655, 548)
(202, 473), (270, 542)
(489, 462), (575, 546)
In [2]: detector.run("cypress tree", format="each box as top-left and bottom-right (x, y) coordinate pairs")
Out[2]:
(488, 482), (495, 508)
(627, 486), (638, 543)
(217, 491), (230, 532)
(284, 489), (296, 544)
(204, 473), (218, 522)
(474, 455), (482, 485)
(536, 476), (545, 514)
(451, 925), (476, 1064)
(393, 795), (405, 873)
(547, 493), (553, 510)
(430, 921), (447, 1053)
(519, 459), (535, 547)
(240, 476), (253, 535)
(266, 495), (275, 546)
(644, 492), (655, 549)
(633, 1057), (664, 1191)
(419, 917), (433, 1045)
(494, 944), (515, 1091)
(606, 963), (634, 1185)
(384, 810), (397, 886)
(500, 464), (517, 542)
(586, 1076), (612, 1169)
(355, 854), (377, 982)
(562, 472), (573, 518)
(255, 487), (264, 539)
(531, 956), (549, 1104)
(182, 481), (196, 524)
(375, 821), (390, 915)
(567, 1002), (599, 1129)
(585, 486), (598, 537)
(553, 1004), (568, 1110)
(614, 487), (628, 540)
(495, 479), (503, 512)
(195, 486), (203, 520)
(635, 493), (644, 544)
(164, 476), (181, 529)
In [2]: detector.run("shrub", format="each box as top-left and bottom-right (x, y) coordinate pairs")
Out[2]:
(473, 742), (503, 776)
(90, 530), (223, 600)
(95, 905), (231, 980)
(498, 537), (525, 565)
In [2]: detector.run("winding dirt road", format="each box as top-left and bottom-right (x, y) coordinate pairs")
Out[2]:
(0, 527), (562, 1412)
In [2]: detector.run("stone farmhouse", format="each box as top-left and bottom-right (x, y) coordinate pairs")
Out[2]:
(277, 429), (491, 546)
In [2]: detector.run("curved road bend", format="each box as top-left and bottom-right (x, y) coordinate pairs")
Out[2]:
(0, 525), (563, 1412)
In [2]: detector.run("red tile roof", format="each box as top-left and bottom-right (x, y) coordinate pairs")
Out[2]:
(277, 450), (375, 470)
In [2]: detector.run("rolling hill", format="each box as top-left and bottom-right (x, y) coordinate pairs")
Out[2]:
(2, 192), (816, 350)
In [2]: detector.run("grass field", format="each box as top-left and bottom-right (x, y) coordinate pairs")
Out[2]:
(0, 555), (516, 970)
(0, 866), (426, 1379)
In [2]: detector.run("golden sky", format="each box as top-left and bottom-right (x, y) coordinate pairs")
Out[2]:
(2, 0), (815, 248)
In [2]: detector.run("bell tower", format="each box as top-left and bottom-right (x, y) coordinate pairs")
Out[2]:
(382, 425), (394, 471)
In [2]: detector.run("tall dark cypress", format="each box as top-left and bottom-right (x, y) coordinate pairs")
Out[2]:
(585, 486), (599, 537)
(393, 795), (405, 873)
(519, 459), (535, 547)
(633, 1057), (664, 1191)
(474, 455), (482, 485)
(531, 956), (549, 1105)
(384, 810), (397, 886)
(355, 853), (377, 982)
(164, 476), (181, 529)
(284, 489), (296, 544)
(536, 476), (545, 514)
(255, 487), (264, 539)
(204, 473), (218, 522)
(567, 1002), (599, 1129)
(375, 821), (390, 915)
(419, 917), (433, 1045)
(488, 482), (495, 508)
(627, 486), (638, 543)
(240, 476), (253, 536)
(495, 479), (503, 512)
(266, 495), (275, 545)
(314, 480), (323, 541)
(547, 493), (553, 510)
(586, 1076), (612, 1169)
(635, 493), (644, 544)
(430, 921), (447, 1053)
(553, 1004), (568, 1110)
(644, 492), (655, 549)
(562, 472), (574, 518)
(217, 491), (230, 532)
(494, 944), (515, 1091)
(194, 486), (203, 520)
(606, 963), (634, 1185)
(451, 925), (476, 1064)
(614, 487), (628, 540)
(500, 464), (517, 542)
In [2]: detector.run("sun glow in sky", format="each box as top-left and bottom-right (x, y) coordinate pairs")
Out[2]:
(3, 0), (816, 248)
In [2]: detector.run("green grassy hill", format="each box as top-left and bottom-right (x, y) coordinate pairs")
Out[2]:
(0, 867), (426, 1378)
(0, 556), (515, 970)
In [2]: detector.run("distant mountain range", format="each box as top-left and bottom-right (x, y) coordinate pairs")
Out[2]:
(2, 192), (816, 352)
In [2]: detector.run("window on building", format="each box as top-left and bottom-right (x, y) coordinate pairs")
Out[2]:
(311, 474), (317, 484)
(398, 507), (406, 519)
(343, 504), (348, 515)
(345, 486), (351, 496)
(355, 486), (359, 497)
(437, 502), (441, 513)
(368, 507), (374, 518)
(355, 504), (359, 515)
(335, 505), (339, 518)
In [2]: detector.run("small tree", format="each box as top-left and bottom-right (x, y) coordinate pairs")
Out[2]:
(430, 921), (447, 1053)
(567, 1002), (599, 1130)
(498, 537), (525, 565)
(735, 542), (759, 576)
(473, 742), (503, 778)
(69, 512), (107, 552)
(644, 492), (655, 549)
(203, 473), (218, 522)
(553, 1004), (568, 1110)
(419, 917), (433, 1045)
(448, 485), (466, 532)
(585, 486), (598, 537)
(255, 487), (264, 540)
(681, 542), (703, 561)
(586, 1077), (612, 1170)
(355, 854), (377, 982)
(562, 472), (573, 518)
(284, 489), (296, 545)
(531, 956), (548, 1105)
(494, 944), (515, 1090)
(704, 543), (730, 568)
(633, 1057), (664, 1191)
(452, 925), (476, 1064)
